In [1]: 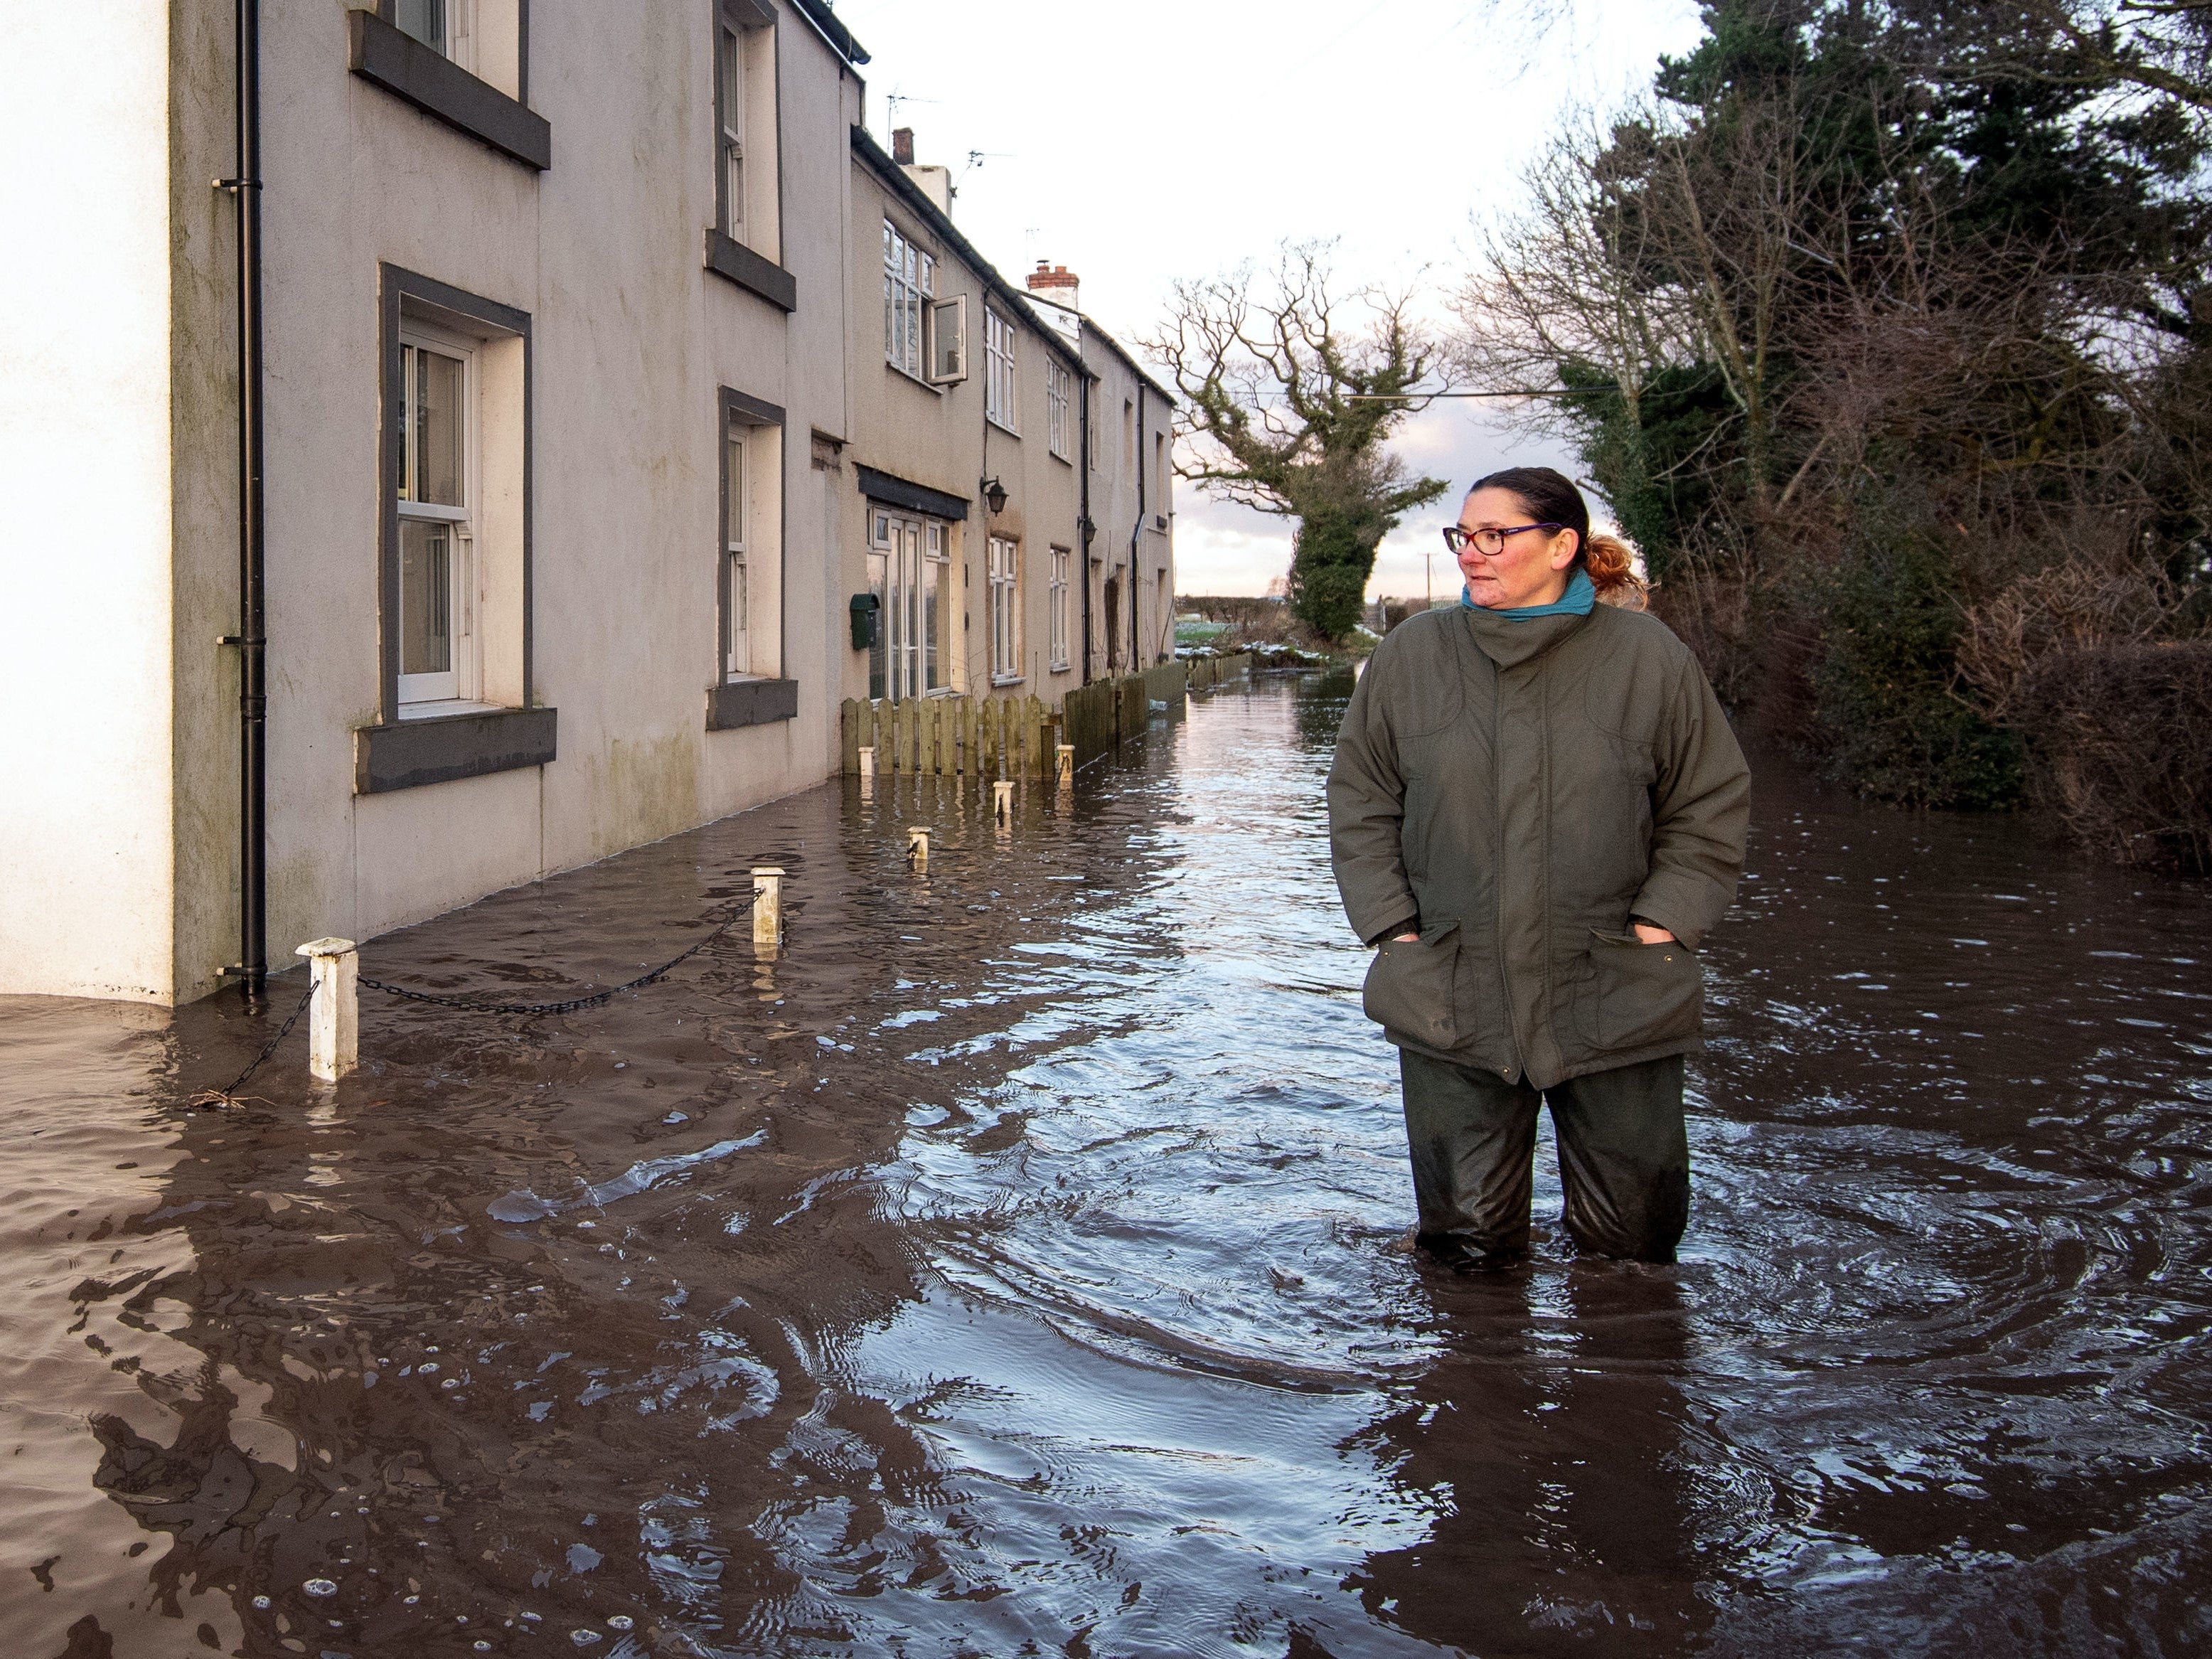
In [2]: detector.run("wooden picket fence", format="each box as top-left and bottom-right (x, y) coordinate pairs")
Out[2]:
(1187, 652), (1254, 692)
(844, 657), (1254, 780)
(840, 692), (1059, 777)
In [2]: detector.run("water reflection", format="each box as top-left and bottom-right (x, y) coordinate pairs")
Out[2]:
(3, 672), (2209, 1655)
(1351, 1268), (1705, 1650)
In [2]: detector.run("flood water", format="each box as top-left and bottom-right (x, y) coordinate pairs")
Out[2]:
(6, 672), (2211, 1658)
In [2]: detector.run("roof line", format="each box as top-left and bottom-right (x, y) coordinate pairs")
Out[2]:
(1026, 291), (1175, 407)
(787, 0), (868, 67)
(850, 124), (1088, 376)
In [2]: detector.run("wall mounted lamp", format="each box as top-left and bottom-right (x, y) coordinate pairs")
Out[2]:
(981, 476), (1009, 515)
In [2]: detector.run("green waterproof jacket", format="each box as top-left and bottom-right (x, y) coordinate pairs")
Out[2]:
(1327, 601), (1750, 1090)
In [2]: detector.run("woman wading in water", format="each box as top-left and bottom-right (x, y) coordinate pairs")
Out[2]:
(1327, 467), (1749, 1268)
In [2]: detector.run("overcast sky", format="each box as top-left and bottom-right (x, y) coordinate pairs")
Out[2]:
(828, 0), (1706, 599)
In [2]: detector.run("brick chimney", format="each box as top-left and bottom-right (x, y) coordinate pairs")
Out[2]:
(1025, 261), (1081, 315)
(892, 126), (914, 165)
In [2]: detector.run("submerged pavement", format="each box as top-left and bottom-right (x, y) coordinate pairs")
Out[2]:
(4, 673), (2211, 1656)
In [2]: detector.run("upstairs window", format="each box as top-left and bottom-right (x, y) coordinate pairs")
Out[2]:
(985, 309), (1017, 431)
(884, 221), (936, 380)
(1047, 361), (1071, 460)
(713, 3), (779, 262)
(719, 23), (747, 242)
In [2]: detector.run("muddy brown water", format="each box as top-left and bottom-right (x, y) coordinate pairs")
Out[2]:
(4, 673), (2211, 1658)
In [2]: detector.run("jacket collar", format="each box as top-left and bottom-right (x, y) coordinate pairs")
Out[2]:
(1460, 603), (1592, 670)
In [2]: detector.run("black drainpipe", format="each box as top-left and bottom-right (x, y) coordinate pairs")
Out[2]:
(218, 0), (267, 1001)
(1130, 385), (1145, 673)
(1077, 366), (1095, 683)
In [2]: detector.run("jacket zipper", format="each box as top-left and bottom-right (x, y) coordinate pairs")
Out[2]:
(1490, 654), (1522, 1084)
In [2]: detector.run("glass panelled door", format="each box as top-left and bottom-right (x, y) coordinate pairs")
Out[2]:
(868, 510), (929, 700)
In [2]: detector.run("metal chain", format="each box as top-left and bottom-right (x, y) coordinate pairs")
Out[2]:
(357, 905), (747, 1018)
(189, 897), (756, 1104)
(191, 983), (316, 1107)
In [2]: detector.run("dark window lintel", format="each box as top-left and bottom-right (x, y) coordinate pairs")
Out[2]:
(854, 464), (969, 522)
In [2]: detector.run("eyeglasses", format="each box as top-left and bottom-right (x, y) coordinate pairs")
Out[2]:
(1443, 523), (1564, 557)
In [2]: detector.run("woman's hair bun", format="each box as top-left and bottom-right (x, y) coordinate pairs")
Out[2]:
(1583, 530), (1649, 609)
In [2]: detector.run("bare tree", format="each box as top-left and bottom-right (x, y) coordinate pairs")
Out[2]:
(1145, 243), (1448, 641)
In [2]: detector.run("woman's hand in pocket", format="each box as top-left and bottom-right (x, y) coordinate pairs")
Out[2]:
(1632, 921), (1677, 944)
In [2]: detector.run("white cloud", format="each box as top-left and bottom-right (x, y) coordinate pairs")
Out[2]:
(829, 0), (1704, 595)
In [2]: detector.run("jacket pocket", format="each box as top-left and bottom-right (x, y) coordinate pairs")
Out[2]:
(1362, 919), (1463, 1050)
(1578, 930), (1702, 1052)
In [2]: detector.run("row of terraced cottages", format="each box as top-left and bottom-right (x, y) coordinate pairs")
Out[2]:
(1, 0), (1175, 1003)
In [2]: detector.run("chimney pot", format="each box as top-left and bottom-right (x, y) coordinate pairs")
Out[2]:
(892, 126), (914, 166)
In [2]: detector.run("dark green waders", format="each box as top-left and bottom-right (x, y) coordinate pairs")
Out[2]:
(1400, 1049), (1690, 1265)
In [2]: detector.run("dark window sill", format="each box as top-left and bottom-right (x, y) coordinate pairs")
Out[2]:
(348, 10), (551, 171)
(706, 678), (798, 730)
(356, 706), (557, 794)
(705, 230), (797, 313)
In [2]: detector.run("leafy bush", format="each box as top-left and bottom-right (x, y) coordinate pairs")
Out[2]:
(1803, 530), (2025, 809)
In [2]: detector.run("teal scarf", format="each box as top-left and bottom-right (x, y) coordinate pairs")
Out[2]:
(1462, 566), (1596, 620)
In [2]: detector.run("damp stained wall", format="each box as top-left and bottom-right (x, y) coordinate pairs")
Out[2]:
(2, 1), (867, 1004)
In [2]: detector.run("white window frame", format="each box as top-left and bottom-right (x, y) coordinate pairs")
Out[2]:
(884, 220), (936, 382)
(985, 308), (1017, 432)
(1046, 361), (1071, 460)
(720, 398), (782, 683)
(393, 0), (474, 70)
(719, 21), (747, 243)
(923, 520), (951, 693)
(725, 424), (749, 677)
(396, 324), (479, 710)
(1048, 546), (1070, 671)
(928, 294), (968, 385)
(988, 535), (1021, 683)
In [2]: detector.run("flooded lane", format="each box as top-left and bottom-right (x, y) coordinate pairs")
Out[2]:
(4, 673), (2211, 1656)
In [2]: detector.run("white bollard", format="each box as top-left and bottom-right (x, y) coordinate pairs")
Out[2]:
(1056, 744), (1074, 785)
(907, 826), (930, 870)
(752, 866), (785, 951)
(993, 779), (1015, 823)
(294, 938), (358, 1083)
(857, 745), (875, 781)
